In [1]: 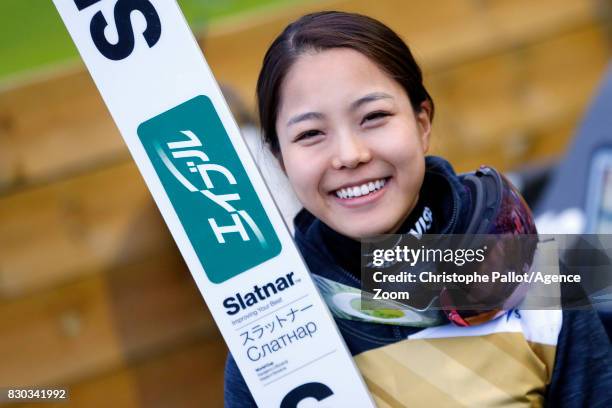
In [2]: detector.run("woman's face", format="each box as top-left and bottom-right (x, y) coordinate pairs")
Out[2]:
(276, 48), (432, 239)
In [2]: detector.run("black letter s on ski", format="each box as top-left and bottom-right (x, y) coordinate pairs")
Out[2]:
(90, 0), (161, 61)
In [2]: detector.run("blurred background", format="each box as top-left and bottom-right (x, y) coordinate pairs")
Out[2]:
(0, 0), (610, 407)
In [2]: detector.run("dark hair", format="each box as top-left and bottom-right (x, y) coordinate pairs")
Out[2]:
(256, 11), (434, 156)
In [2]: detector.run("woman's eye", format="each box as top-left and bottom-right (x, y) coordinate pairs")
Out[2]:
(361, 111), (390, 125)
(295, 129), (322, 141)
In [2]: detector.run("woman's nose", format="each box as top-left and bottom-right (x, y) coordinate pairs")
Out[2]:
(331, 132), (372, 170)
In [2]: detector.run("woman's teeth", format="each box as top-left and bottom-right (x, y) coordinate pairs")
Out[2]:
(335, 178), (387, 199)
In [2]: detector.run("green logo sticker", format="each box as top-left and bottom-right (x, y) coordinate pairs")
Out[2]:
(138, 95), (281, 283)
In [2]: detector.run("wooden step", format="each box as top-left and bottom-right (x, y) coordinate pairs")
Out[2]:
(428, 24), (609, 170)
(16, 337), (227, 408)
(0, 248), (217, 387)
(0, 161), (171, 298)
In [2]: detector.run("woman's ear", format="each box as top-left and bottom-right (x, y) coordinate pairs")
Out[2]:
(416, 100), (432, 154)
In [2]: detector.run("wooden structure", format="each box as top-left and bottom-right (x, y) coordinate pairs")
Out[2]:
(0, 0), (610, 406)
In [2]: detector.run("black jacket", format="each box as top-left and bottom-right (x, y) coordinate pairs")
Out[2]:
(224, 156), (612, 407)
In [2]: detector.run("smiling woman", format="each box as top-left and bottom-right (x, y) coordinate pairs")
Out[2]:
(257, 13), (434, 239)
(224, 10), (612, 408)
(275, 48), (431, 238)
